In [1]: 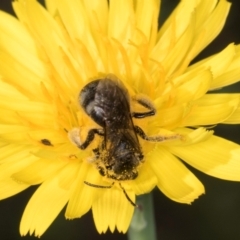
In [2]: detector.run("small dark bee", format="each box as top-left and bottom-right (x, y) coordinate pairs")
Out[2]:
(69, 75), (180, 206)
(41, 139), (53, 146)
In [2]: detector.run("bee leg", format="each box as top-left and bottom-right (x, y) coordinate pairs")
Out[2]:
(68, 127), (104, 149)
(134, 126), (181, 142)
(86, 147), (102, 163)
(84, 181), (137, 207)
(92, 138), (106, 158)
(84, 181), (114, 188)
(92, 147), (100, 157)
(76, 128), (104, 149)
(119, 183), (138, 207)
(132, 97), (156, 118)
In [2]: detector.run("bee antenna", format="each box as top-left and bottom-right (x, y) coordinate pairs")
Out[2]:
(84, 181), (114, 189)
(119, 183), (138, 208)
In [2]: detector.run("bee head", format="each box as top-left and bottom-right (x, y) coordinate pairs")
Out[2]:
(108, 150), (143, 180)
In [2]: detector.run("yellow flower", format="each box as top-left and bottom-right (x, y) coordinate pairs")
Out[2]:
(0, 0), (240, 237)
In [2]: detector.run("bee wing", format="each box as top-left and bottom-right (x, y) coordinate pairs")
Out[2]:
(107, 127), (140, 160)
(95, 78), (130, 122)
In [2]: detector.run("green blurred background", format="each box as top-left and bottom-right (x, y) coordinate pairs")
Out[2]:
(0, 0), (240, 239)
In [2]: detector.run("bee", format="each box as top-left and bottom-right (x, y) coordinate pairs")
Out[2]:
(41, 139), (53, 146)
(69, 75), (180, 206)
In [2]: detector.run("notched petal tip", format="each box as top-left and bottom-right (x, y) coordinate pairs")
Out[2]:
(170, 135), (240, 181)
(92, 186), (134, 234)
(149, 146), (205, 204)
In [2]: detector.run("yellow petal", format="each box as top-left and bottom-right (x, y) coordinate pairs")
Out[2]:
(0, 152), (38, 180)
(0, 51), (43, 98)
(0, 96), (56, 129)
(0, 10), (48, 100)
(32, 142), (82, 160)
(153, 127), (213, 148)
(172, 69), (212, 104)
(192, 0), (231, 58)
(0, 10), (45, 77)
(135, 0), (160, 42)
(155, 0), (197, 61)
(148, 147), (204, 204)
(149, 104), (185, 129)
(13, 0), (80, 92)
(169, 135), (240, 181)
(12, 159), (68, 185)
(55, 0), (92, 42)
(0, 94), (51, 112)
(0, 125), (30, 142)
(175, 127), (213, 146)
(0, 178), (29, 200)
(92, 185), (134, 233)
(194, 0), (218, 30)
(108, 0), (134, 43)
(20, 177), (71, 237)
(131, 162), (157, 195)
(224, 104), (240, 124)
(27, 129), (67, 145)
(0, 144), (26, 163)
(83, 0), (108, 33)
(211, 46), (240, 89)
(192, 93), (240, 105)
(0, 78), (27, 100)
(152, 12), (194, 76)
(186, 43), (235, 79)
(46, 0), (103, 79)
(162, 18), (194, 76)
(44, 0), (57, 15)
(58, 160), (80, 190)
(65, 163), (101, 219)
(181, 94), (239, 126)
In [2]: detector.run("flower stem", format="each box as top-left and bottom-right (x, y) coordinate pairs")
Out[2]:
(127, 193), (157, 240)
